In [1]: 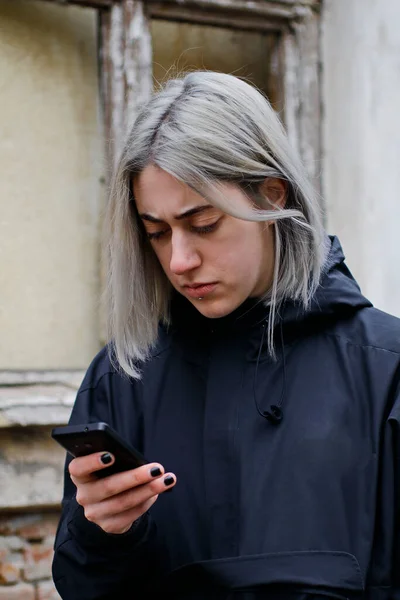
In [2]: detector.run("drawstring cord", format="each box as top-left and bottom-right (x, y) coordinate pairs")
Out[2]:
(253, 319), (286, 425)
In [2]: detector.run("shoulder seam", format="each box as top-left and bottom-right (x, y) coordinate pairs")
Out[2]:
(78, 369), (116, 395)
(77, 343), (171, 394)
(324, 332), (400, 358)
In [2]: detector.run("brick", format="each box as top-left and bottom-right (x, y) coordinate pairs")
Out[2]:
(0, 582), (35, 600)
(0, 549), (18, 565)
(0, 534), (26, 578)
(0, 559), (22, 584)
(0, 514), (60, 539)
(0, 536), (27, 552)
(0, 515), (40, 536)
(36, 579), (62, 600)
(22, 539), (53, 582)
(19, 515), (60, 541)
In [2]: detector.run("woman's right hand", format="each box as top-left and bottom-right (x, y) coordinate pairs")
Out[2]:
(68, 452), (176, 535)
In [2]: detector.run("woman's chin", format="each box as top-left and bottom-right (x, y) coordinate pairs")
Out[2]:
(191, 296), (241, 319)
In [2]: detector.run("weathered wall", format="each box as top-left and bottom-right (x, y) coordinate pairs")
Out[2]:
(0, 1), (103, 596)
(0, 512), (61, 599)
(0, 0), (105, 369)
(0, 369), (81, 597)
(322, 0), (400, 316)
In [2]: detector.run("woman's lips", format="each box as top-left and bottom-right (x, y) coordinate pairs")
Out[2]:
(184, 283), (217, 298)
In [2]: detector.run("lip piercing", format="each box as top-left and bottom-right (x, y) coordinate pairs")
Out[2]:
(198, 297), (203, 300)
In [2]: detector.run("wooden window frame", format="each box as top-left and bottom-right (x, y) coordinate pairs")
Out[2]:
(36, 0), (322, 190)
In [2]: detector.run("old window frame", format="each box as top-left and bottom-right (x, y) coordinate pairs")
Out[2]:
(39, 0), (322, 190)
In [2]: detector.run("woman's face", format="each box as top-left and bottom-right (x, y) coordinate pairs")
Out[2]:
(134, 164), (281, 319)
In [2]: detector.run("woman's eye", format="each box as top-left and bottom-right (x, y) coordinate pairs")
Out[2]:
(146, 230), (168, 241)
(192, 221), (219, 234)
(146, 220), (220, 241)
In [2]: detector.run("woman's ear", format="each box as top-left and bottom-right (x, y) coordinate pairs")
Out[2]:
(260, 178), (287, 209)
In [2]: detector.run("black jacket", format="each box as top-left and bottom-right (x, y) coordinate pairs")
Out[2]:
(52, 236), (400, 599)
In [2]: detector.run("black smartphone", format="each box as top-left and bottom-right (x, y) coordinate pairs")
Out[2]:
(51, 422), (148, 478)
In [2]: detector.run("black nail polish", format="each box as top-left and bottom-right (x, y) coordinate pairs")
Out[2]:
(164, 476), (174, 487)
(150, 467), (162, 477)
(100, 452), (113, 465)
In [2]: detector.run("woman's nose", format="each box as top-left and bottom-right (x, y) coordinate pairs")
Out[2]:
(169, 235), (202, 275)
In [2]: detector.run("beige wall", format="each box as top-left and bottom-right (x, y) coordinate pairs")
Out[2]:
(0, 0), (105, 369)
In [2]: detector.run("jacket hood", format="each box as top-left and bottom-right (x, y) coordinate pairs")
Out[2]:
(281, 235), (372, 328)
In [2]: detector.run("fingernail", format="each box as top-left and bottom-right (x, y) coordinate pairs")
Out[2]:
(100, 452), (113, 465)
(164, 475), (174, 487)
(150, 467), (162, 477)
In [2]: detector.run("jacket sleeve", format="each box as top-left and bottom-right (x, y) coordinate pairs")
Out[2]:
(52, 353), (169, 600)
(391, 388), (400, 599)
(379, 381), (400, 600)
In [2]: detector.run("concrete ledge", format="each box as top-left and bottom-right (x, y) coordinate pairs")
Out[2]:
(0, 385), (77, 428)
(0, 371), (83, 428)
(0, 371), (84, 387)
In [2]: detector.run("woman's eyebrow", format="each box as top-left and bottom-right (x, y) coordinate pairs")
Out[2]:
(139, 205), (213, 223)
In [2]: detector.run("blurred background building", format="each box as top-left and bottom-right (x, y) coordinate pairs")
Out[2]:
(0, 0), (399, 597)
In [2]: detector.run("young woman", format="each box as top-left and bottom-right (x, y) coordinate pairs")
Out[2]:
(52, 71), (400, 600)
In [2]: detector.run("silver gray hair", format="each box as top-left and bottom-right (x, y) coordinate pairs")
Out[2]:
(104, 71), (327, 379)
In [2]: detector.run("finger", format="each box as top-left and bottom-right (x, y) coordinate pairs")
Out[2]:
(73, 462), (167, 506)
(84, 472), (177, 519)
(84, 463), (166, 501)
(68, 452), (116, 483)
